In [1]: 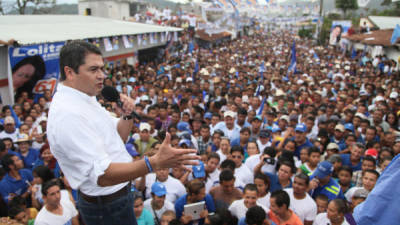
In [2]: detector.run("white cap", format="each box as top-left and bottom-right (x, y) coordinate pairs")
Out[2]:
(224, 110), (236, 118)
(140, 95), (149, 101)
(186, 77), (193, 82)
(139, 122), (151, 132)
(390, 92), (398, 99)
(375, 96), (385, 102)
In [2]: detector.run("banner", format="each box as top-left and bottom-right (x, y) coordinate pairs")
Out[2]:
(330, 20), (352, 45)
(8, 42), (65, 101)
(104, 37), (113, 51)
(122, 35), (134, 48)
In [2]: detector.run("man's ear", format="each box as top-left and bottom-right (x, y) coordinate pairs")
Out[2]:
(64, 66), (76, 80)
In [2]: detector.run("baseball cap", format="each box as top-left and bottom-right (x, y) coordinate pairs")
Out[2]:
(344, 123), (355, 132)
(375, 96), (385, 102)
(128, 77), (136, 83)
(151, 182), (167, 197)
(125, 144), (139, 157)
(177, 122), (191, 132)
(192, 161), (205, 178)
(252, 115), (262, 122)
(204, 112), (213, 119)
(390, 92), (398, 99)
(224, 111), (236, 118)
(271, 127), (281, 133)
(295, 123), (307, 133)
(353, 188), (369, 199)
(279, 115), (290, 123)
(312, 161), (333, 179)
(140, 95), (150, 102)
(4, 116), (14, 125)
(327, 143), (340, 150)
(259, 129), (270, 138)
(335, 124), (345, 132)
(139, 122), (151, 132)
(178, 139), (192, 147)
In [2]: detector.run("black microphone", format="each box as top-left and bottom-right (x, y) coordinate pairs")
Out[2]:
(101, 86), (141, 120)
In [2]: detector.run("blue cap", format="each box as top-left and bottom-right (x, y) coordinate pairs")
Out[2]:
(204, 112), (213, 119)
(344, 123), (355, 132)
(259, 129), (270, 138)
(295, 123), (307, 133)
(252, 115), (262, 122)
(151, 182), (167, 197)
(126, 144), (139, 157)
(177, 122), (191, 132)
(312, 161), (333, 179)
(192, 161), (205, 178)
(271, 127), (281, 133)
(178, 139), (192, 147)
(139, 87), (147, 92)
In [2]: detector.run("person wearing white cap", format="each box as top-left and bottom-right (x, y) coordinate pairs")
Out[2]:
(369, 109), (390, 132)
(212, 111), (241, 141)
(0, 116), (19, 143)
(134, 123), (158, 156)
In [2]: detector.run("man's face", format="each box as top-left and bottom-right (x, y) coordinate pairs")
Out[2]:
(294, 131), (306, 143)
(155, 168), (169, 182)
(224, 116), (234, 129)
(152, 194), (166, 208)
(292, 177), (307, 195)
(237, 114), (246, 124)
(18, 142), (30, 153)
(11, 155), (23, 170)
(365, 129), (376, 141)
(206, 158), (219, 173)
(277, 164), (292, 181)
(200, 128), (210, 139)
(230, 151), (243, 168)
(139, 130), (150, 142)
(67, 53), (105, 96)
(239, 131), (250, 143)
(309, 152), (321, 166)
(338, 170), (352, 186)
(362, 172), (378, 191)
(220, 179), (235, 194)
(270, 197), (286, 217)
(14, 211), (29, 224)
(350, 146), (362, 161)
(243, 190), (258, 209)
(44, 185), (61, 207)
(4, 123), (15, 133)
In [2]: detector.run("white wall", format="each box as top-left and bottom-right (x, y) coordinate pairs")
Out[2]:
(78, 1), (130, 20)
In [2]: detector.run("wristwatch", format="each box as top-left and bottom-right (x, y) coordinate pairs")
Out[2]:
(122, 114), (133, 120)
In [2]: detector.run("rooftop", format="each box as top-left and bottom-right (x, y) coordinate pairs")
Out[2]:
(368, 16), (400, 29)
(0, 15), (182, 45)
(345, 29), (398, 47)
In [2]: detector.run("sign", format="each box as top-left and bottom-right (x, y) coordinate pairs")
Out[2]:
(8, 42), (65, 101)
(330, 20), (352, 45)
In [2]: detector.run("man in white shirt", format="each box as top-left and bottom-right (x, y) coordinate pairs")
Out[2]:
(213, 111), (241, 141)
(229, 184), (268, 220)
(143, 182), (175, 224)
(0, 116), (19, 142)
(140, 167), (186, 203)
(230, 146), (253, 185)
(284, 174), (317, 225)
(47, 41), (198, 225)
(34, 180), (79, 225)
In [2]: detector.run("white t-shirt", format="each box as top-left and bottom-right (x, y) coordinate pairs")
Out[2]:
(216, 150), (228, 164)
(34, 191), (78, 225)
(228, 199), (268, 219)
(205, 169), (220, 194)
(256, 192), (271, 209)
(143, 198), (175, 222)
(144, 174), (186, 203)
(285, 188), (317, 223)
(313, 213), (350, 225)
(235, 164), (254, 185)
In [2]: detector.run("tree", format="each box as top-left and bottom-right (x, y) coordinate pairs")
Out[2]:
(2, 0), (56, 14)
(335, 0), (358, 18)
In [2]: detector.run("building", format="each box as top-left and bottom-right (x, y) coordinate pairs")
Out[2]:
(78, 0), (148, 20)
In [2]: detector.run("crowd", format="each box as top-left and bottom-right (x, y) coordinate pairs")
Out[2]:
(0, 21), (399, 225)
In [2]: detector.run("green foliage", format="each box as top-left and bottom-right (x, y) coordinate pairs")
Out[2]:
(298, 26), (313, 39)
(319, 15), (333, 45)
(335, 0), (358, 17)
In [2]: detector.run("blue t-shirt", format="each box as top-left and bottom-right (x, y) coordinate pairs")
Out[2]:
(137, 208), (154, 225)
(20, 148), (40, 170)
(175, 194), (216, 225)
(340, 154), (362, 172)
(0, 169), (33, 203)
(265, 172), (292, 192)
(292, 138), (313, 157)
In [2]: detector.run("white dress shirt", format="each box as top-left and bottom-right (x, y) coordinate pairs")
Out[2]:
(47, 84), (132, 196)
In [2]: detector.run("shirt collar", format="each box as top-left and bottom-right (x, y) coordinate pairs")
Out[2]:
(58, 83), (97, 104)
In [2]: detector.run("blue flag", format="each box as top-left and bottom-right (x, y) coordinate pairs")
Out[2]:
(313, 52), (319, 60)
(188, 41), (194, 54)
(351, 47), (357, 59)
(288, 41), (297, 73)
(390, 24), (400, 45)
(258, 97), (266, 115)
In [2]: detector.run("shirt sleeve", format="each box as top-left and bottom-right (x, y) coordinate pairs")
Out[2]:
(205, 194), (216, 213)
(50, 113), (112, 189)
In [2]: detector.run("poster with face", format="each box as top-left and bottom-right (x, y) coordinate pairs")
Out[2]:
(8, 42), (65, 102)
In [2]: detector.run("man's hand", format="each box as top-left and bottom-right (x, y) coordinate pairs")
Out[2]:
(180, 213), (193, 224)
(150, 133), (200, 169)
(309, 178), (319, 191)
(118, 94), (135, 117)
(200, 209), (209, 219)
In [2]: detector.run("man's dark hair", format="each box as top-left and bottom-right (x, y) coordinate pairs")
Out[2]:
(8, 206), (24, 219)
(263, 147), (276, 158)
(1, 154), (16, 172)
(59, 40), (102, 81)
(243, 183), (258, 194)
(315, 194), (329, 202)
(338, 165), (353, 177)
(237, 107), (248, 116)
(363, 169), (380, 180)
(42, 180), (60, 196)
(220, 159), (236, 172)
(245, 206), (266, 225)
(219, 169), (235, 183)
(331, 199), (348, 214)
(0, 140), (5, 152)
(240, 127), (251, 134)
(363, 156), (376, 166)
(295, 173), (310, 185)
(230, 145), (244, 156)
(33, 165), (55, 184)
(200, 124), (210, 130)
(271, 190), (290, 209)
(308, 146), (320, 156)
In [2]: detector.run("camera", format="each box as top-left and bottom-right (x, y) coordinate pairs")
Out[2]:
(264, 157), (275, 165)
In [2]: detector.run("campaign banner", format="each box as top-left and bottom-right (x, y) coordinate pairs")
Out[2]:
(8, 41), (65, 101)
(330, 20), (352, 45)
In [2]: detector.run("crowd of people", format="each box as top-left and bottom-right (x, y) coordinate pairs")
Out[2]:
(0, 19), (399, 225)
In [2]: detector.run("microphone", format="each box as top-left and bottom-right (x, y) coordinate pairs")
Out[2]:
(101, 86), (141, 120)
